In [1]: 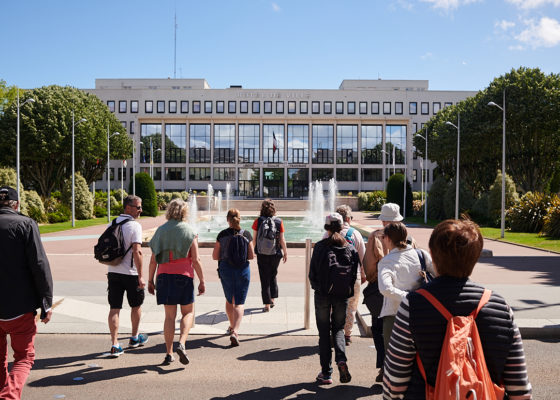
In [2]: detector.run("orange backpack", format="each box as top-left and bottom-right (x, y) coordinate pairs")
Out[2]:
(415, 288), (505, 400)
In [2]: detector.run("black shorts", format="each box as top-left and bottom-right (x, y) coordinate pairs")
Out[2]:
(107, 272), (145, 309)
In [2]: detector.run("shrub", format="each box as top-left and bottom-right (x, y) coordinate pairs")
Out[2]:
(412, 191), (423, 201)
(47, 203), (71, 223)
(180, 191), (189, 201)
(358, 192), (369, 210)
(24, 190), (46, 222)
(109, 196), (123, 216)
(111, 189), (128, 203)
(157, 192), (173, 210)
(443, 179), (475, 220)
(471, 192), (490, 225)
(0, 167), (27, 214)
(61, 173), (94, 220)
(94, 205), (107, 218)
(507, 192), (551, 233)
(171, 192), (183, 200)
(427, 176), (448, 220)
(543, 195), (560, 238)
(386, 173), (413, 217)
(135, 172), (157, 216)
(358, 191), (386, 211)
(412, 200), (423, 216)
(488, 171), (519, 227)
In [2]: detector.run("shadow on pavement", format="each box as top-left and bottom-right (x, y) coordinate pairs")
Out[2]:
(482, 256), (560, 286)
(238, 346), (316, 362)
(210, 382), (382, 399)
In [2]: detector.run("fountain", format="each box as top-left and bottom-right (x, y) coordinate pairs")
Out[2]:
(188, 194), (198, 231)
(328, 178), (337, 213)
(305, 180), (325, 231)
(207, 184), (214, 214)
(225, 182), (231, 211)
(217, 191), (223, 215)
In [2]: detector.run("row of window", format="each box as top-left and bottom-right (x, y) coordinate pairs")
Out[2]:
(102, 166), (430, 183)
(107, 99), (453, 116)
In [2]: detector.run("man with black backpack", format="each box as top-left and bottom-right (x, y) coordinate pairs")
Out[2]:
(101, 195), (148, 357)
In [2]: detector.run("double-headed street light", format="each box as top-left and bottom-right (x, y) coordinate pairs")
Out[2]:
(107, 126), (120, 222)
(445, 114), (461, 220)
(16, 90), (34, 209)
(488, 90), (506, 238)
(72, 111), (87, 227)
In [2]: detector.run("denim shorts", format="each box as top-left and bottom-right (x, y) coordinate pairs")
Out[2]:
(155, 273), (194, 306)
(218, 261), (250, 305)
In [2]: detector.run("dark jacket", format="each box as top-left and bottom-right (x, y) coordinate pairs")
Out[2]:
(405, 277), (514, 398)
(308, 238), (359, 298)
(0, 207), (53, 319)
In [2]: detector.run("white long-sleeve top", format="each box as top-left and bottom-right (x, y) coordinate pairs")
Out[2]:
(378, 245), (434, 318)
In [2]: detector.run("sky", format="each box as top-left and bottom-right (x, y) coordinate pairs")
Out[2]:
(2, 0), (559, 92)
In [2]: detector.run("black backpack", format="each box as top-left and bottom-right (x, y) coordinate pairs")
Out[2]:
(256, 217), (279, 255)
(226, 229), (249, 268)
(327, 248), (357, 298)
(94, 219), (132, 266)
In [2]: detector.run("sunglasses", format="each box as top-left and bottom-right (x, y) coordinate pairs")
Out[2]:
(131, 205), (142, 210)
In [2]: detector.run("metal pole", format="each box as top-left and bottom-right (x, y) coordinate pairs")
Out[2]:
(132, 139), (136, 196)
(501, 89), (506, 238)
(304, 238), (312, 330)
(150, 137), (153, 180)
(121, 160), (124, 200)
(16, 90), (20, 209)
(403, 165), (406, 218)
(455, 114), (460, 220)
(107, 123), (111, 222)
(72, 111), (75, 227)
(424, 128), (428, 224)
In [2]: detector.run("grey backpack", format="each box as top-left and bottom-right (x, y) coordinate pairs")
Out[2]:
(256, 217), (279, 255)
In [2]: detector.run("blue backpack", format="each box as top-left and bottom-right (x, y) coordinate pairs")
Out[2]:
(226, 229), (249, 268)
(344, 227), (356, 247)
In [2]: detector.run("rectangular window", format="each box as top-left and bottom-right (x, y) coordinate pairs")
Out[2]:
(264, 101), (272, 114)
(395, 102), (403, 115)
(252, 101), (260, 113)
(213, 167), (235, 181)
(324, 101), (332, 114)
(312, 168), (333, 181)
(118, 167), (127, 180)
(359, 102), (367, 114)
(110, 167), (115, 180)
(238, 168), (260, 197)
(386, 125), (407, 164)
(413, 169), (418, 182)
(214, 124), (235, 163)
(335, 101), (344, 114)
(189, 167), (210, 181)
(189, 124), (211, 163)
(204, 101), (212, 113)
(130, 121), (135, 134)
(444, 102), (453, 108)
(121, 121), (126, 129)
(193, 101), (201, 113)
(131, 100), (139, 113)
(409, 102), (417, 114)
(140, 123), (162, 163)
(288, 101), (296, 114)
(228, 101), (236, 113)
(145, 101), (153, 113)
(157, 101), (165, 113)
(165, 124), (186, 163)
(336, 125), (358, 164)
(181, 101), (189, 113)
(216, 101), (225, 113)
(276, 101), (284, 114)
(371, 102), (379, 114)
(413, 123), (417, 133)
(312, 125), (334, 164)
(347, 102), (355, 114)
(169, 101), (177, 113)
(362, 168), (382, 182)
(240, 101), (248, 113)
(119, 101), (127, 113)
(337, 168), (357, 182)
(421, 102), (429, 115)
(312, 101), (320, 114)
(361, 125), (383, 164)
(107, 101), (115, 113)
(263, 124), (284, 163)
(287, 125), (309, 164)
(300, 101), (308, 114)
(383, 102), (391, 115)
(238, 124), (260, 163)
(433, 102), (441, 114)
(166, 167), (186, 181)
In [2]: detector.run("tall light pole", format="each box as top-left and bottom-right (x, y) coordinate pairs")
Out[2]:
(132, 139), (136, 196)
(16, 90), (34, 209)
(107, 125), (120, 222)
(488, 89), (506, 238)
(446, 114), (460, 220)
(71, 111), (87, 227)
(416, 129), (428, 224)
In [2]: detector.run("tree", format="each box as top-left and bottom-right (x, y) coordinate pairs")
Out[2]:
(0, 79), (18, 116)
(487, 170), (519, 226)
(134, 172), (157, 217)
(0, 85), (132, 196)
(61, 172), (94, 219)
(414, 67), (560, 195)
(386, 173), (413, 217)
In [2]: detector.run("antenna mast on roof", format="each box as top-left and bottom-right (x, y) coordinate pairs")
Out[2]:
(173, 9), (177, 79)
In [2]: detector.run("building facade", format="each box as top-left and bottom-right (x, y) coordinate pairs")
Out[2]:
(86, 78), (476, 197)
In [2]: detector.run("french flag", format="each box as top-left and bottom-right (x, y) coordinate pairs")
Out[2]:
(273, 131), (278, 153)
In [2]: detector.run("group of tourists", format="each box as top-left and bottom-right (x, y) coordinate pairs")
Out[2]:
(0, 183), (533, 399)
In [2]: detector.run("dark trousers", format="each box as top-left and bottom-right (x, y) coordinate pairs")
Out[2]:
(371, 316), (385, 368)
(257, 254), (281, 305)
(314, 292), (348, 376)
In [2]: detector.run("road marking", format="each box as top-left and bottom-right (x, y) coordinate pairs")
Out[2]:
(42, 235), (100, 242)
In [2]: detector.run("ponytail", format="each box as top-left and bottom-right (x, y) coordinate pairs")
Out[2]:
(227, 208), (241, 230)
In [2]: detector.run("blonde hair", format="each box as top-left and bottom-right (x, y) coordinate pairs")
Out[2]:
(166, 198), (188, 221)
(226, 208), (241, 230)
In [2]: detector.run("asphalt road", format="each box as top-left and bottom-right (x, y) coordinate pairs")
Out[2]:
(19, 334), (559, 400)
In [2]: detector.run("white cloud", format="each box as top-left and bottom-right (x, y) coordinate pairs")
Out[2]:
(495, 20), (516, 31)
(462, 60), (468, 65)
(420, 0), (480, 11)
(420, 52), (433, 60)
(508, 44), (525, 50)
(516, 17), (560, 47)
(271, 2), (281, 12)
(506, 0), (560, 9)
(395, 0), (414, 10)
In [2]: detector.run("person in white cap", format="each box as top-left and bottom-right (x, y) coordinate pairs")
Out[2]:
(309, 212), (359, 385)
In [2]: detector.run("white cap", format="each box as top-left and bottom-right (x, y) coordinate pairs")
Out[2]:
(325, 212), (343, 225)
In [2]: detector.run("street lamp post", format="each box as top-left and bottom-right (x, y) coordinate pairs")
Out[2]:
(488, 90), (506, 238)
(107, 124), (120, 222)
(445, 114), (461, 220)
(416, 129), (428, 224)
(132, 139), (136, 196)
(71, 111), (87, 227)
(16, 90), (34, 209)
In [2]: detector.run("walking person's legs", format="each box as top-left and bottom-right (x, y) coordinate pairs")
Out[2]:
(332, 296), (351, 383)
(130, 306), (141, 338)
(1, 324), (9, 388)
(382, 315), (396, 357)
(176, 303), (194, 364)
(314, 292), (333, 382)
(257, 255), (273, 308)
(108, 309), (121, 346)
(163, 305), (177, 355)
(344, 279), (361, 343)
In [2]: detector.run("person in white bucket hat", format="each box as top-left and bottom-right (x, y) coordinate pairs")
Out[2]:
(377, 203), (403, 222)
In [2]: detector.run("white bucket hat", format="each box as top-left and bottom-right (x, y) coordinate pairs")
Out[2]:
(378, 203), (403, 222)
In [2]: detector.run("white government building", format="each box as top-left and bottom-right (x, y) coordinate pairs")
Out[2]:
(86, 78), (476, 198)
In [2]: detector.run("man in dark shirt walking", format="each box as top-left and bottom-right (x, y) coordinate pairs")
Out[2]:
(0, 186), (53, 400)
